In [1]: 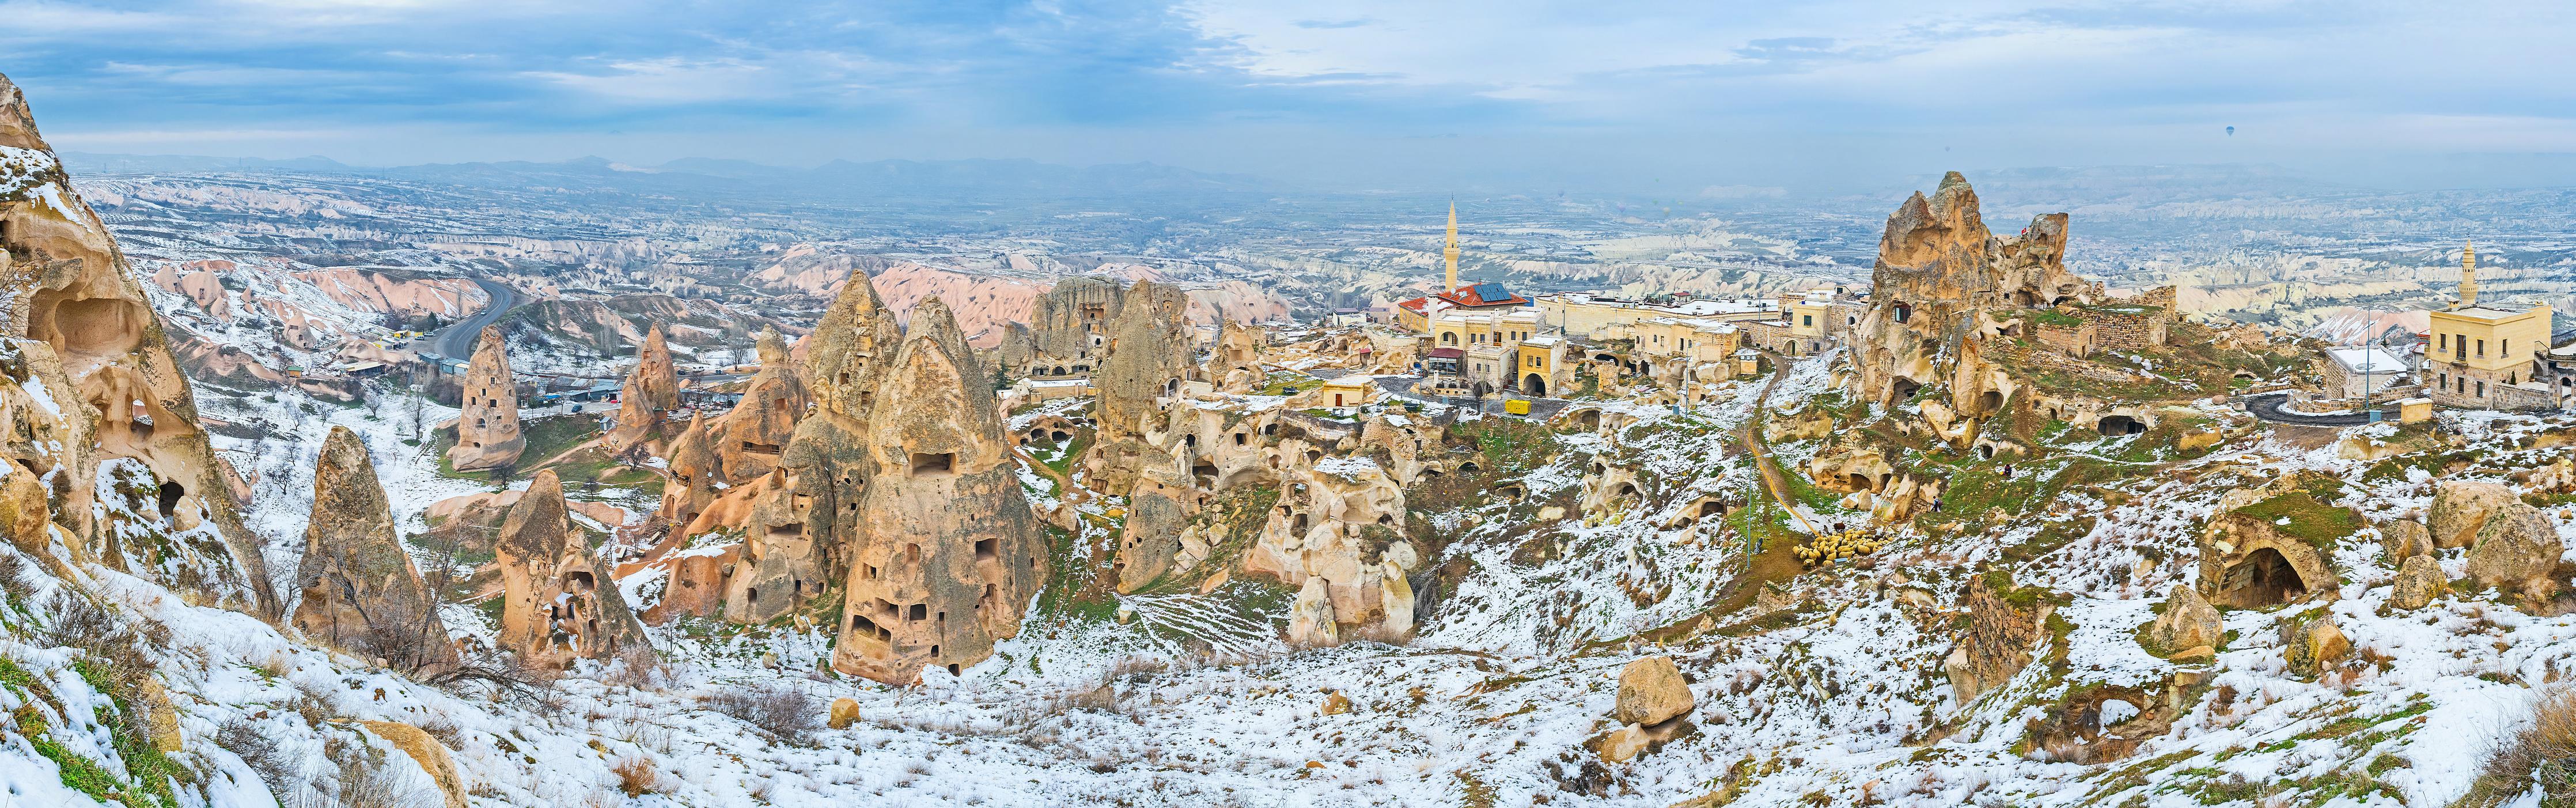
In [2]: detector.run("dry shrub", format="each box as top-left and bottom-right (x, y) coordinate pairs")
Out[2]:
(612, 756), (664, 796)
(215, 717), (291, 793)
(702, 683), (819, 743)
(2470, 686), (2576, 807)
(598, 647), (669, 690)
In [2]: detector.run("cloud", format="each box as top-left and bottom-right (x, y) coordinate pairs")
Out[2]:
(0, 0), (2565, 190)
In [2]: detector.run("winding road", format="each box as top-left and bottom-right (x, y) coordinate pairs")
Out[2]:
(2241, 391), (2393, 426)
(425, 277), (520, 360)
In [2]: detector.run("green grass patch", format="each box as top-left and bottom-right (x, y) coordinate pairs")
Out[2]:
(2231, 492), (2362, 550)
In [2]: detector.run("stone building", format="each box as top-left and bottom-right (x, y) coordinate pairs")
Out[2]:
(448, 326), (524, 471)
(2322, 346), (2410, 401)
(829, 298), (1047, 683)
(2426, 242), (2555, 410)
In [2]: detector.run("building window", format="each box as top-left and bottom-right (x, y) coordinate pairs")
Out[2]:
(2439, 334), (2446, 349)
(2504, 339), (2511, 357)
(2478, 338), (2486, 357)
(2478, 380), (2486, 397)
(1802, 314), (1813, 327)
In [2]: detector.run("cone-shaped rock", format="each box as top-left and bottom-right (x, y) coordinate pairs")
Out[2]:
(829, 297), (1046, 684)
(605, 324), (680, 452)
(448, 326), (524, 471)
(292, 427), (457, 670)
(495, 470), (649, 667)
(774, 270), (903, 594)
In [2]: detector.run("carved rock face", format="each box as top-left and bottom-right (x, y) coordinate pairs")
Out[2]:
(0, 70), (274, 616)
(495, 470), (649, 667)
(829, 297), (1046, 685)
(291, 426), (456, 670)
(449, 326), (524, 471)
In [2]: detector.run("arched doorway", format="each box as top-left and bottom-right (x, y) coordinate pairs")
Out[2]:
(2097, 415), (2146, 436)
(1524, 373), (1547, 397)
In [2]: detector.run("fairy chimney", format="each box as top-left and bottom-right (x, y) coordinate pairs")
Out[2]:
(448, 327), (524, 471)
(290, 427), (457, 670)
(605, 324), (680, 451)
(495, 470), (649, 667)
(829, 297), (1047, 684)
(775, 271), (903, 587)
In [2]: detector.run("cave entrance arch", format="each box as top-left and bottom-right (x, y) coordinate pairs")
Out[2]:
(2214, 548), (2307, 608)
(2097, 415), (2146, 436)
(1523, 373), (1547, 397)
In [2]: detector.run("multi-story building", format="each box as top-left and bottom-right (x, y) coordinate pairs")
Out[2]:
(2426, 241), (2556, 410)
(1537, 293), (1779, 338)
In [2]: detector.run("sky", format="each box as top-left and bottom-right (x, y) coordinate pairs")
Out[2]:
(3, 0), (2572, 192)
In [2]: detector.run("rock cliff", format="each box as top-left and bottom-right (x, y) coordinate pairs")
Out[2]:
(495, 470), (649, 667)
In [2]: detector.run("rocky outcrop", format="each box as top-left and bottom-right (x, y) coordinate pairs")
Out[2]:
(1206, 318), (1265, 393)
(2391, 554), (2447, 610)
(1244, 456), (1418, 641)
(2195, 496), (2344, 610)
(1286, 576), (1338, 647)
(828, 297), (1047, 684)
(1089, 280), (1195, 454)
(1023, 276), (1125, 375)
(719, 470), (821, 625)
(0, 71), (277, 616)
(1945, 576), (2051, 704)
(2144, 584), (2221, 656)
(448, 326), (524, 471)
(2429, 481), (2519, 549)
(2464, 501), (2562, 600)
(1116, 490), (1188, 592)
(2280, 613), (2350, 679)
(605, 324), (680, 452)
(1613, 656), (1695, 726)
(495, 470), (649, 667)
(357, 720), (470, 808)
(290, 427), (457, 670)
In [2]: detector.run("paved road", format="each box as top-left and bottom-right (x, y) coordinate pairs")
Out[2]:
(2243, 391), (2391, 426)
(425, 277), (520, 360)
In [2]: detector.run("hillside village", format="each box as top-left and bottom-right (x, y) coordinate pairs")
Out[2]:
(6, 68), (2576, 808)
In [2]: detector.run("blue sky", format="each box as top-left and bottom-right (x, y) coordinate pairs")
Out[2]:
(4, 0), (2570, 190)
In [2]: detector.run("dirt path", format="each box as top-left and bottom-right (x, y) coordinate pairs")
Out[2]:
(1692, 354), (1821, 626)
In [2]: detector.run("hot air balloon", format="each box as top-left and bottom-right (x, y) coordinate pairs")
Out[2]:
(2226, 126), (2236, 137)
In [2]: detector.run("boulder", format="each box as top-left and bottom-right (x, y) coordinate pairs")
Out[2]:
(358, 720), (469, 808)
(1613, 655), (1694, 726)
(2465, 502), (2563, 598)
(1596, 724), (1650, 764)
(1286, 576), (1338, 647)
(2145, 584), (2222, 655)
(828, 697), (862, 730)
(2280, 614), (2351, 679)
(2429, 481), (2519, 549)
(1321, 690), (1351, 716)
(2389, 554), (2446, 610)
(2380, 519), (2434, 562)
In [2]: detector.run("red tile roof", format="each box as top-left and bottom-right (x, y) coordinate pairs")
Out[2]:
(1400, 283), (1528, 315)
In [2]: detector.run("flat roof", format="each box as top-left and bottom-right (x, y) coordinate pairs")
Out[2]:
(2325, 346), (2408, 373)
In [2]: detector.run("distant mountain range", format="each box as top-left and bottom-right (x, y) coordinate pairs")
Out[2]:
(59, 152), (1282, 199)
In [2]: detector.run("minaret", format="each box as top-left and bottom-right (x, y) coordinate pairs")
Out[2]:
(2460, 239), (2478, 308)
(1443, 200), (1461, 292)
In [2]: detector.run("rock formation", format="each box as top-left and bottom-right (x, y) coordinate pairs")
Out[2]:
(2429, 481), (2518, 549)
(650, 326), (815, 556)
(605, 324), (680, 452)
(2280, 613), (2350, 679)
(1206, 318), (1265, 392)
(495, 470), (649, 667)
(1613, 656), (1695, 726)
(1286, 576), (1338, 647)
(1021, 276), (1126, 377)
(1945, 576), (2051, 704)
(768, 270), (904, 609)
(1244, 456), (1418, 641)
(448, 326), (524, 471)
(290, 427), (457, 671)
(2464, 501), (2562, 600)
(2195, 491), (2344, 609)
(0, 70), (277, 616)
(2381, 518), (2434, 562)
(1088, 280), (1197, 471)
(828, 297), (1047, 684)
(2390, 554), (2447, 610)
(2145, 584), (2221, 656)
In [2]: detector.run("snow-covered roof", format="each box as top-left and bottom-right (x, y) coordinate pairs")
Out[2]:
(2325, 346), (2408, 373)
